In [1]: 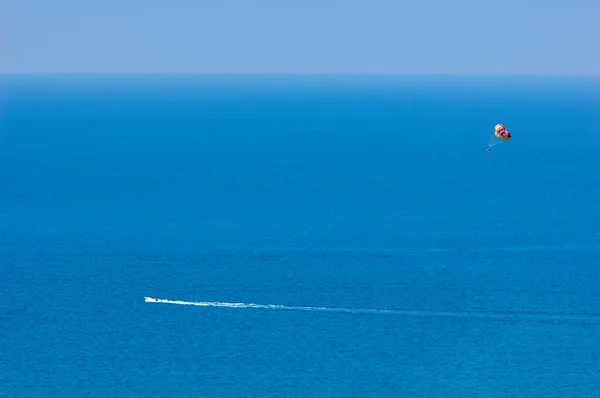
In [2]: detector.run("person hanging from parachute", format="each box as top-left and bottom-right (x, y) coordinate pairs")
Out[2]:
(487, 123), (511, 152)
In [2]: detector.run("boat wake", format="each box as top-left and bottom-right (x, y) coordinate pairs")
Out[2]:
(144, 297), (600, 324)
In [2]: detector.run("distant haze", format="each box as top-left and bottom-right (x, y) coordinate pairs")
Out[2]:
(1, 0), (598, 74)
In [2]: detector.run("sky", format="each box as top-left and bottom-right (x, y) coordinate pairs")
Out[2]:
(1, 0), (598, 74)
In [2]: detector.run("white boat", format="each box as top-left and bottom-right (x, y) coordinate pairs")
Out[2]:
(145, 296), (160, 302)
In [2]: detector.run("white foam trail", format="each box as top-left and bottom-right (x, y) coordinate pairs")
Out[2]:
(144, 297), (600, 324)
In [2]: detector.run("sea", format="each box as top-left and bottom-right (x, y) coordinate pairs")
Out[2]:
(1, 75), (599, 397)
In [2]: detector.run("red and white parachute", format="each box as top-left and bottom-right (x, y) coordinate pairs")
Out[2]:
(494, 124), (511, 140)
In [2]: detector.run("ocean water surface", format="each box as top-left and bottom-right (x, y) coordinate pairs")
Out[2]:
(1, 75), (600, 396)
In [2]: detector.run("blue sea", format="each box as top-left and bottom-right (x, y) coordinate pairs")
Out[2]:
(1, 75), (600, 397)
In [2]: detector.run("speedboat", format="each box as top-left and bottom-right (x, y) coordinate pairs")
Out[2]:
(145, 296), (160, 303)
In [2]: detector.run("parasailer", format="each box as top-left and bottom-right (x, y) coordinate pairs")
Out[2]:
(488, 123), (512, 151)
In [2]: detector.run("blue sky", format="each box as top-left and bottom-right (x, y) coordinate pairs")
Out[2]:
(1, 0), (598, 74)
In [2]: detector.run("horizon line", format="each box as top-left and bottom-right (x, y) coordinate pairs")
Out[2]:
(1, 72), (598, 77)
